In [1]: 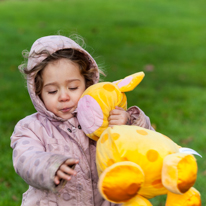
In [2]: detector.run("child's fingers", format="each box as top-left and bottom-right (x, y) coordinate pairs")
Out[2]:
(115, 106), (125, 111)
(54, 176), (61, 185)
(109, 109), (130, 125)
(64, 158), (79, 165)
(110, 107), (126, 116)
(60, 164), (77, 176)
(56, 169), (72, 182)
(109, 110), (127, 119)
(108, 114), (120, 121)
(109, 119), (125, 126)
(109, 109), (121, 116)
(54, 159), (78, 184)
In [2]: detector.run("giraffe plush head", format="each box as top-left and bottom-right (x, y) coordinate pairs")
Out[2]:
(77, 72), (145, 141)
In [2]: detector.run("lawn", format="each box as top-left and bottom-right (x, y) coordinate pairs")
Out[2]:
(0, 0), (205, 205)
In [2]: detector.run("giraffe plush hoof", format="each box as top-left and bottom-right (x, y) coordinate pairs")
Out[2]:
(166, 187), (201, 206)
(98, 161), (145, 203)
(162, 153), (197, 194)
(122, 195), (153, 206)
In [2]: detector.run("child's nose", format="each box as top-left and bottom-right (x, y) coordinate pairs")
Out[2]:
(59, 90), (70, 101)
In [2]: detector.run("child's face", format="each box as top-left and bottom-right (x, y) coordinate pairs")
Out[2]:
(41, 58), (86, 120)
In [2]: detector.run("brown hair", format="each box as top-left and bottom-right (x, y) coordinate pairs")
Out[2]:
(22, 49), (104, 96)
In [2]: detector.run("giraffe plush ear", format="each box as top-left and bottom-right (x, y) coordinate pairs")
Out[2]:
(113, 72), (145, 92)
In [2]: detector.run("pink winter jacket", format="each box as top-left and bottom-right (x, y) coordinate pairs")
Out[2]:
(10, 35), (154, 206)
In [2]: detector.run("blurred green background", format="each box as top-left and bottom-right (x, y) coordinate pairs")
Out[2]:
(0, 0), (205, 205)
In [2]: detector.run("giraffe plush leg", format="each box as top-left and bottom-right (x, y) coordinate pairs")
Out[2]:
(122, 195), (153, 206)
(98, 161), (145, 203)
(162, 153), (197, 194)
(166, 187), (201, 206)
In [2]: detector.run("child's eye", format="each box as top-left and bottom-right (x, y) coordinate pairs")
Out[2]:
(69, 87), (78, 90)
(48, 91), (57, 94)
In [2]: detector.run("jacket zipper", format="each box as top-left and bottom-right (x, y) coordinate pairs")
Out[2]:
(68, 126), (95, 205)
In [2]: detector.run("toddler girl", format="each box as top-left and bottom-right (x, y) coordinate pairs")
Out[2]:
(11, 35), (154, 206)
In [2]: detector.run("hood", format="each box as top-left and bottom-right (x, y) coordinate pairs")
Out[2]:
(25, 35), (99, 122)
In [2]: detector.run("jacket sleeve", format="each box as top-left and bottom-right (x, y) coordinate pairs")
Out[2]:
(10, 119), (69, 192)
(127, 106), (154, 131)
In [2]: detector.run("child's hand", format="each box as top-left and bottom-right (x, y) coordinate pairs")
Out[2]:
(108, 106), (131, 127)
(54, 158), (79, 185)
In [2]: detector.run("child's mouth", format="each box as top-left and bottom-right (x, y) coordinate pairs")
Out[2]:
(61, 107), (72, 113)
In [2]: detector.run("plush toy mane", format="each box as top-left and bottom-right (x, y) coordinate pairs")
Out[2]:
(77, 72), (201, 206)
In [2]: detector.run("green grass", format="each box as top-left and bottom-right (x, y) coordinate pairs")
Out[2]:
(0, 0), (206, 205)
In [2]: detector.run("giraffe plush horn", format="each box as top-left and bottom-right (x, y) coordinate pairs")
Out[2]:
(113, 72), (145, 92)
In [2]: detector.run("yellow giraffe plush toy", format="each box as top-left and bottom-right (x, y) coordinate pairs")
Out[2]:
(77, 72), (201, 206)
